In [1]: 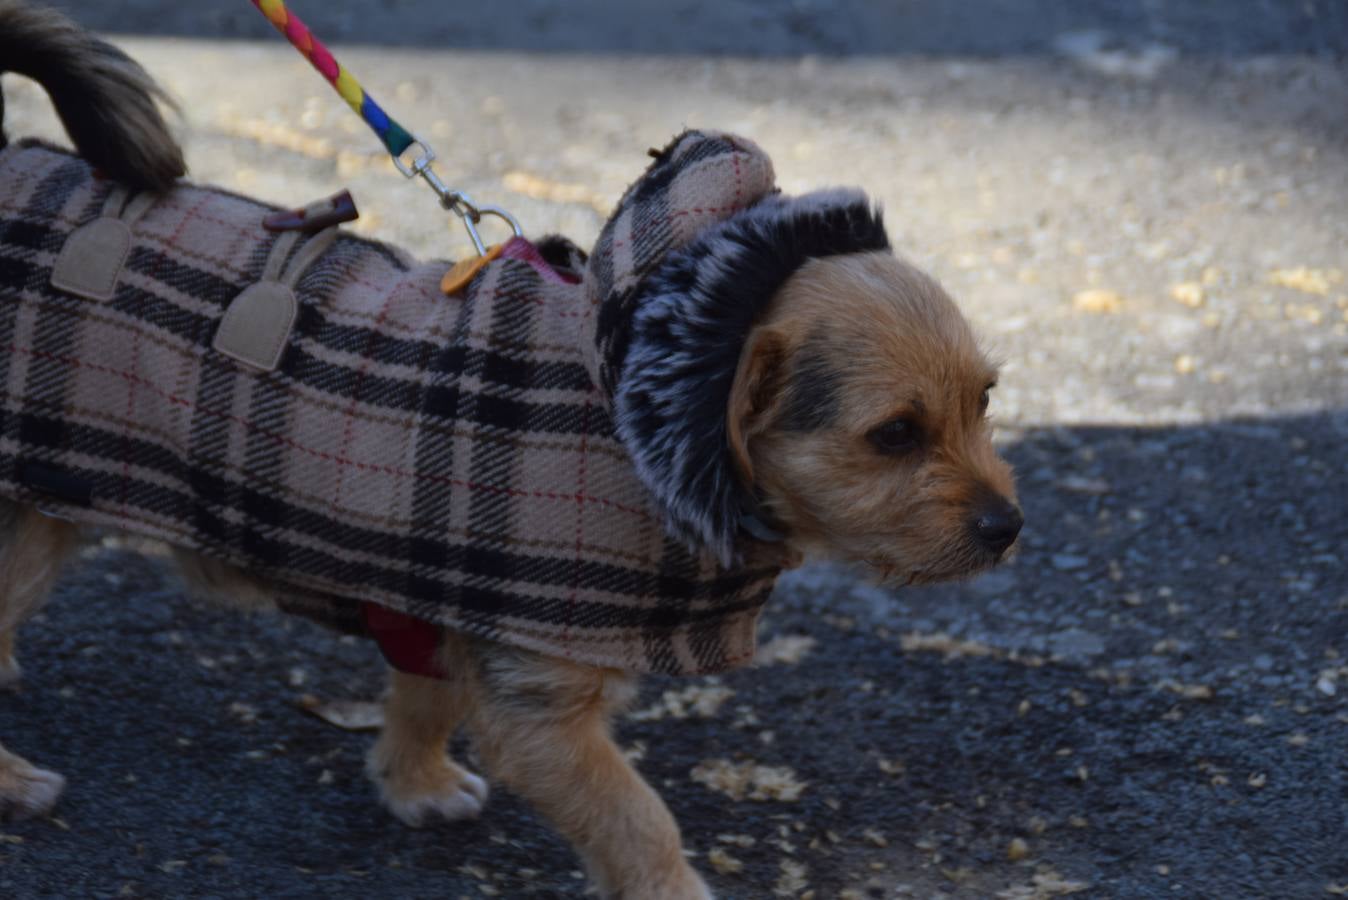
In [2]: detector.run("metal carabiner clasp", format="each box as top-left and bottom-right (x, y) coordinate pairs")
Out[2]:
(460, 205), (524, 256)
(392, 134), (524, 256)
(394, 134), (462, 212)
(392, 138), (436, 179)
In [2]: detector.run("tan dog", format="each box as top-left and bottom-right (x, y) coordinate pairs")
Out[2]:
(0, 4), (1019, 897)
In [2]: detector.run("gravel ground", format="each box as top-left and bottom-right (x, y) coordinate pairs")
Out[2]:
(2, 2), (1346, 898)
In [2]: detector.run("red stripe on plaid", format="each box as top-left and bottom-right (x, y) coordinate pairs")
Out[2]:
(122, 194), (212, 515)
(326, 259), (412, 516)
(559, 388), (596, 657)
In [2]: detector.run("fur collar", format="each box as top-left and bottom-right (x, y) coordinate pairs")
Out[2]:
(612, 188), (889, 564)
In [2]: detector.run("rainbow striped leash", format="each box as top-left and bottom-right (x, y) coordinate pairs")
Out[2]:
(249, 0), (521, 254)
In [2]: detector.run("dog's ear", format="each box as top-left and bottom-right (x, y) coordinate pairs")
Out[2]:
(727, 326), (789, 486)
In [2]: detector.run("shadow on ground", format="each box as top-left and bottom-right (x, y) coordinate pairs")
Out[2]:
(2, 409), (1345, 898)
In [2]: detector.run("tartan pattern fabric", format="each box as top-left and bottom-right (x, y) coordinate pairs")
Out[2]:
(0, 138), (781, 675)
(582, 130), (777, 402)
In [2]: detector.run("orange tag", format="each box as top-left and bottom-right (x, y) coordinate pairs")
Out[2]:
(440, 243), (503, 295)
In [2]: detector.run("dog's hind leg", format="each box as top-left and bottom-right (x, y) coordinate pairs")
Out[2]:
(465, 640), (711, 900)
(0, 502), (77, 686)
(0, 501), (78, 820)
(367, 668), (488, 827)
(0, 629), (16, 689)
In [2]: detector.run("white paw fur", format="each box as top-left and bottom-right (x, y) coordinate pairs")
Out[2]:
(384, 769), (488, 827)
(369, 752), (489, 828)
(0, 762), (65, 821)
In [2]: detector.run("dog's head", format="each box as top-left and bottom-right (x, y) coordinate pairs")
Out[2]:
(728, 251), (1020, 584)
(597, 131), (1017, 578)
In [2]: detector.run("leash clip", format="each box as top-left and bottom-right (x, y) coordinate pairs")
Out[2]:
(392, 137), (437, 180)
(454, 199), (524, 257)
(394, 134), (523, 256)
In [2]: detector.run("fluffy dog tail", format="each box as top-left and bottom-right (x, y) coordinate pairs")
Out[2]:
(0, 1), (185, 191)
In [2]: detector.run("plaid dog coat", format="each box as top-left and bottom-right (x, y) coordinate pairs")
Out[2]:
(0, 130), (788, 674)
(0, 129), (888, 675)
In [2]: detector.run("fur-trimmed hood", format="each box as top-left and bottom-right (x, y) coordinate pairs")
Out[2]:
(584, 133), (889, 564)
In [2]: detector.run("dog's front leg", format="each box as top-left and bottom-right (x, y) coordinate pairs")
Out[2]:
(368, 670), (488, 826)
(465, 642), (710, 900)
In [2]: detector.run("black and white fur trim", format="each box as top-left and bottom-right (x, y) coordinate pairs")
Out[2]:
(613, 188), (890, 564)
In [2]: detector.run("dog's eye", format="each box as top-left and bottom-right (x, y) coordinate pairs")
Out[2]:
(867, 418), (920, 455)
(979, 389), (990, 413)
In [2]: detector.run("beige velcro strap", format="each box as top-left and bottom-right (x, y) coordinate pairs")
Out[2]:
(48, 185), (155, 302)
(212, 281), (299, 373)
(212, 227), (339, 373)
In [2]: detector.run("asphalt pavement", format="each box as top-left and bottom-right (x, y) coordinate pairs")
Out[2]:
(1, 2), (1345, 898)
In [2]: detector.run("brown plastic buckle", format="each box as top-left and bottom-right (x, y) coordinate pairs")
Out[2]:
(263, 190), (359, 233)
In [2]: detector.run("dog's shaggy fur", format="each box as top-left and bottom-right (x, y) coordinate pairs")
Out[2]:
(0, 4), (1020, 897)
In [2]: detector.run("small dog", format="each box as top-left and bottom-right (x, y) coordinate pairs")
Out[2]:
(0, 4), (1020, 897)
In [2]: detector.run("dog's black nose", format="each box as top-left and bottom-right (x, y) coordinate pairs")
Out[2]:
(971, 500), (1023, 554)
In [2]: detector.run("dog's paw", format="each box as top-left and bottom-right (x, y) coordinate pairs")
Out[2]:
(0, 757), (65, 821)
(372, 758), (489, 828)
(386, 769), (488, 827)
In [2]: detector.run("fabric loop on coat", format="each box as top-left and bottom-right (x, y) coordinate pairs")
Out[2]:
(261, 229), (302, 283)
(211, 225), (341, 372)
(275, 225), (339, 286)
(99, 184), (155, 228)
